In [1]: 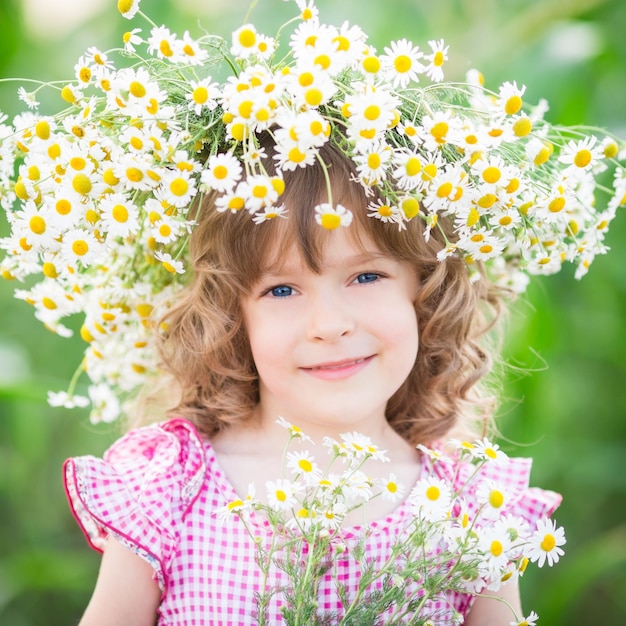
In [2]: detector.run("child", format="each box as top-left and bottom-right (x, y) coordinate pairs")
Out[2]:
(5, 0), (621, 623)
(64, 137), (561, 625)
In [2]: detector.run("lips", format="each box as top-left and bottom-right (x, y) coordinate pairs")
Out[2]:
(300, 355), (374, 380)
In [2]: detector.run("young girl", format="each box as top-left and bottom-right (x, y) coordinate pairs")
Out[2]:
(64, 138), (561, 625)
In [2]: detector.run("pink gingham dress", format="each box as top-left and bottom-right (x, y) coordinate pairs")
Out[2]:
(64, 418), (561, 625)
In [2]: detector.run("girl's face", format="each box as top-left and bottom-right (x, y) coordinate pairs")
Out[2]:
(240, 227), (419, 437)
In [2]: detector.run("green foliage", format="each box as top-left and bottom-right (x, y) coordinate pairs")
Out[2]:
(0, 0), (625, 624)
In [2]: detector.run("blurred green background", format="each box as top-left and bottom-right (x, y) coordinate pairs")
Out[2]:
(1, 0), (625, 623)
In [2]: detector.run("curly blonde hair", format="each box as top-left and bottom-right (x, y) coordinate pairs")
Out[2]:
(148, 138), (508, 446)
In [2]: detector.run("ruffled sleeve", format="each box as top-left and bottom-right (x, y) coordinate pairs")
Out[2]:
(432, 454), (562, 526)
(63, 418), (206, 590)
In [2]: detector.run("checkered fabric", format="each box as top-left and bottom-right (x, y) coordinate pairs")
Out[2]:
(64, 418), (561, 624)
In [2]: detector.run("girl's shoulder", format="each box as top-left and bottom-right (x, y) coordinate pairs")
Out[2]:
(63, 418), (208, 589)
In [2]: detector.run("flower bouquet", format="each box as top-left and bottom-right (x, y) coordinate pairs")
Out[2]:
(216, 418), (564, 625)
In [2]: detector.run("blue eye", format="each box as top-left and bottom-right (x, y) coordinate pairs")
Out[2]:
(356, 273), (380, 284)
(269, 285), (293, 297)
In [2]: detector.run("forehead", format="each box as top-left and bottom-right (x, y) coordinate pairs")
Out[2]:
(260, 225), (388, 275)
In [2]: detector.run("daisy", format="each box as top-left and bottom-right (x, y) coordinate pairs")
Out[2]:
(117, 0), (141, 20)
(122, 28), (142, 53)
(275, 416), (313, 443)
(88, 383), (122, 424)
(497, 81), (526, 116)
(61, 228), (103, 268)
(319, 502), (347, 531)
(354, 145), (392, 186)
(185, 78), (221, 115)
(424, 39), (449, 82)
(367, 199), (404, 227)
(200, 153), (242, 193)
(528, 518), (566, 567)
(378, 473), (406, 502)
(478, 526), (512, 580)
(179, 31), (209, 66)
(510, 610), (539, 626)
(238, 174), (280, 212)
(47, 390), (90, 409)
(154, 251), (185, 274)
(314, 203), (353, 230)
(473, 438), (508, 464)
(152, 214), (183, 244)
(266, 478), (299, 511)
(340, 431), (388, 461)
(99, 193), (140, 239)
(252, 205), (289, 224)
(286, 450), (321, 483)
(159, 169), (197, 208)
(380, 38), (424, 88)
(409, 476), (452, 522)
(558, 135), (604, 172)
(147, 26), (179, 60)
(393, 151), (424, 191)
(476, 480), (509, 519)
(231, 24), (261, 59)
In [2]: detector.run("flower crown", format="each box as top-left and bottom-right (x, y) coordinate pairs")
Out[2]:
(0, 0), (623, 422)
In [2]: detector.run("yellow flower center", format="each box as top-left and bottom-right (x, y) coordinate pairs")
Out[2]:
(320, 213), (341, 230)
(513, 117), (532, 137)
(364, 105), (381, 121)
(238, 28), (256, 48)
(117, 0), (134, 15)
(394, 54), (412, 73)
(482, 166), (501, 184)
(540, 534), (556, 552)
(170, 177), (189, 197)
(72, 239), (89, 256)
(489, 490), (504, 508)
(29, 215), (46, 235)
(401, 197), (420, 219)
(298, 459), (313, 472)
(363, 56), (381, 74)
(275, 489), (287, 502)
(405, 157), (422, 177)
(574, 149), (592, 168)
(490, 540), (503, 557)
(425, 486), (440, 501)
(505, 95), (522, 115)
(112, 204), (129, 223)
(72, 174), (92, 195)
(129, 81), (146, 98)
(367, 153), (381, 169)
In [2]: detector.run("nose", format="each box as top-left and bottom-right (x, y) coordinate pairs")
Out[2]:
(307, 289), (355, 342)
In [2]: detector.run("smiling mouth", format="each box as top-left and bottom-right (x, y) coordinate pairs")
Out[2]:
(300, 356), (374, 380)
(305, 357), (370, 371)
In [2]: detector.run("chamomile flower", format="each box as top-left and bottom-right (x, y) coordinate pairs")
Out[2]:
(314, 203), (353, 230)
(497, 81), (526, 116)
(510, 610), (539, 626)
(231, 24), (261, 59)
(528, 518), (566, 567)
(99, 194), (140, 239)
(252, 205), (289, 223)
(179, 31), (209, 66)
(275, 416), (314, 443)
(61, 228), (103, 268)
(409, 477), (452, 522)
(117, 0), (141, 20)
(378, 473), (406, 502)
(122, 28), (142, 53)
(238, 174), (280, 212)
(424, 39), (449, 82)
(340, 431), (388, 461)
(473, 438), (508, 464)
(367, 198), (403, 227)
(380, 39), (424, 88)
(185, 78), (221, 115)
(559, 136), (604, 172)
(47, 390), (90, 409)
(266, 478), (299, 511)
(88, 383), (121, 423)
(201, 153), (242, 193)
(159, 169), (197, 208)
(287, 450), (321, 483)
(154, 251), (185, 274)
(476, 480), (509, 519)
